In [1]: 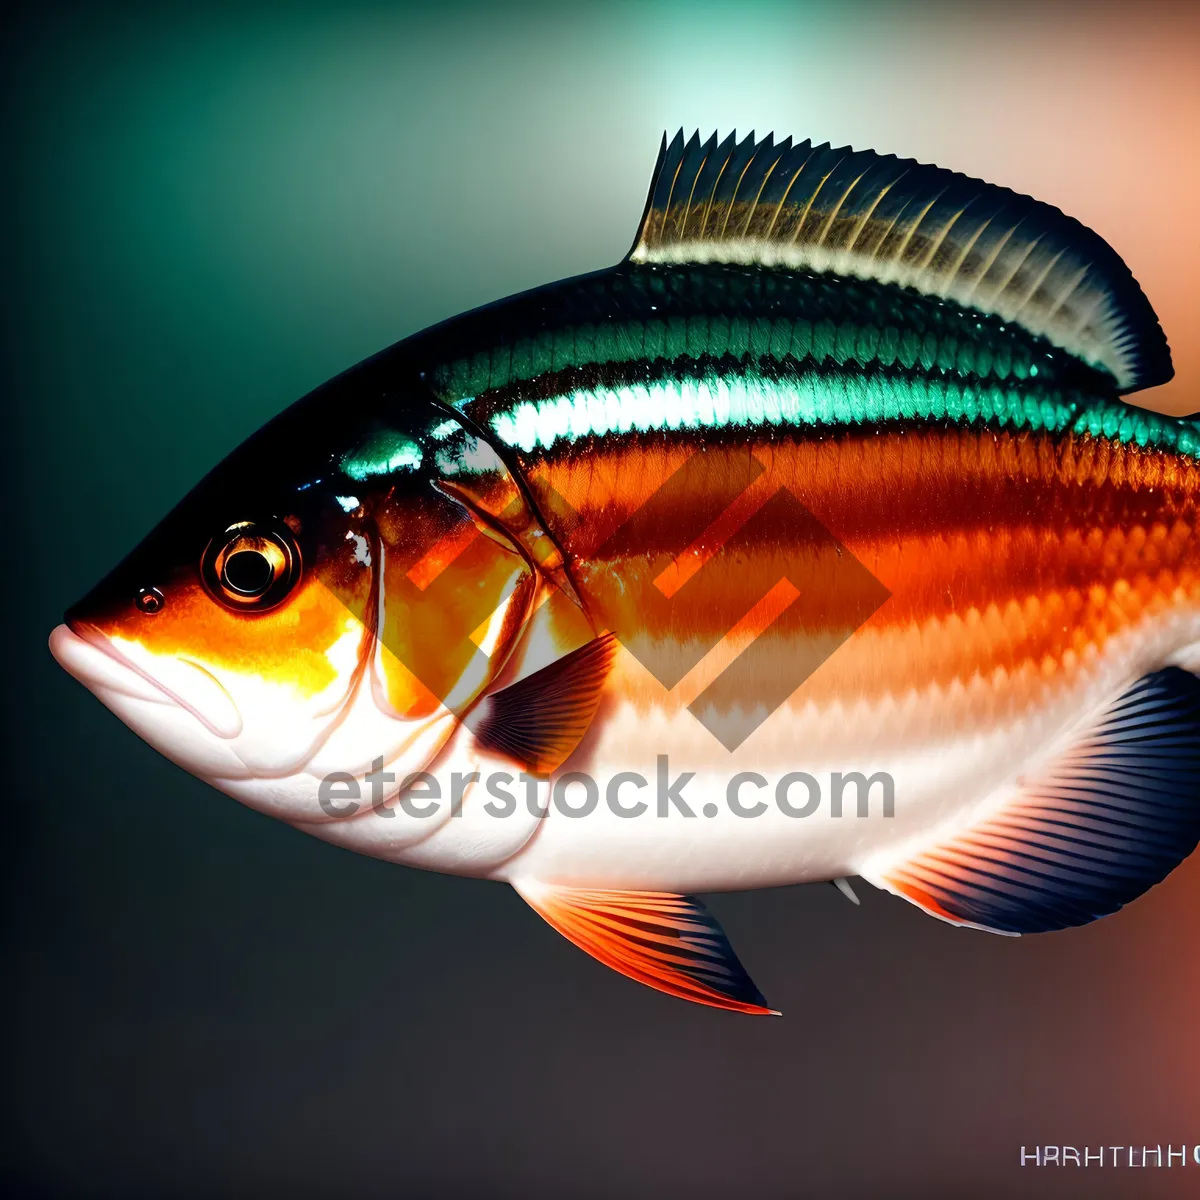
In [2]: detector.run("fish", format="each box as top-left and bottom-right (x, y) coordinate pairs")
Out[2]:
(51, 130), (1200, 1016)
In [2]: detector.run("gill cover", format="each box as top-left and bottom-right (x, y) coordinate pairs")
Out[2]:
(323, 390), (548, 735)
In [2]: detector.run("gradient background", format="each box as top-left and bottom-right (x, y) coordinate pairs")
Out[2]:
(4, 2), (1200, 1196)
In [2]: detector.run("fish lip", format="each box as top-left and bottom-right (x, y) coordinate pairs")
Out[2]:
(51, 622), (170, 704)
(50, 622), (244, 740)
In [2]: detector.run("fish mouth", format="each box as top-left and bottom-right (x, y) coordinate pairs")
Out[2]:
(49, 623), (244, 740)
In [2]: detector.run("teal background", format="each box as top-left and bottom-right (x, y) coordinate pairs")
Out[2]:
(5, 2), (1200, 1196)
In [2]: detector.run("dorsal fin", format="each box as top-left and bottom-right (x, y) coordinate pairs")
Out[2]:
(628, 130), (1172, 394)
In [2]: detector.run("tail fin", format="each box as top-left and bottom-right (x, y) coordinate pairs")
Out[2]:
(864, 668), (1200, 934)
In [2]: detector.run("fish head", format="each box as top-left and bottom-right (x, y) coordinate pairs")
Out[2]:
(50, 367), (540, 824)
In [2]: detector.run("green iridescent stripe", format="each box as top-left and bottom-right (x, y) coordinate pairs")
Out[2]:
(430, 313), (1054, 401)
(485, 369), (1084, 455)
(341, 430), (424, 479)
(1072, 402), (1200, 457)
(480, 369), (1200, 459)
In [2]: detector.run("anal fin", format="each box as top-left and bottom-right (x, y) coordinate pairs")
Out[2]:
(514, 879), (777, 1015)
(870, 668), (1200, 934)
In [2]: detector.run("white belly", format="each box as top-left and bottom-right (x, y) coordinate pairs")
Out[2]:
(302, 608), (1200, 894)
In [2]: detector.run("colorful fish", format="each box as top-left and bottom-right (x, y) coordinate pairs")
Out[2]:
(52, 131), (1200, 1015)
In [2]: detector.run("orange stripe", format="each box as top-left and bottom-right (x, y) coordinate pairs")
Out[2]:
(512, 428), (1199, 709)
(653, 457), (779, 598)
(405, 520), (482, 590)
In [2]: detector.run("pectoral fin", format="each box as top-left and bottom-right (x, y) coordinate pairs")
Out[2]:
(865, 667), (1200, 934)
(513, 879), (777, 1015)
(468, 633), (617, 775)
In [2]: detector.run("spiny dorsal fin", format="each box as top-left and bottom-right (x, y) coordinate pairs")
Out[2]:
(629, 130), (1172, 394)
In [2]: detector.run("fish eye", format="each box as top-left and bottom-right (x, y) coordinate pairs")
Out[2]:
(201, 520), (301, 612)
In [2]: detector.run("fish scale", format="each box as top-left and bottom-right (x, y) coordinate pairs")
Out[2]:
(426, 264), (1079, 402)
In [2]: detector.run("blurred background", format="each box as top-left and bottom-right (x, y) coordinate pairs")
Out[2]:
(3, 1), (1199, 1196)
